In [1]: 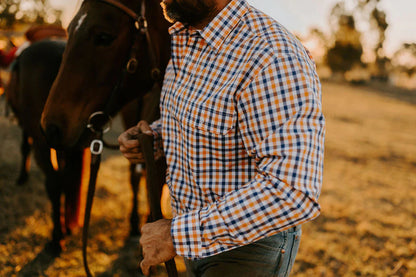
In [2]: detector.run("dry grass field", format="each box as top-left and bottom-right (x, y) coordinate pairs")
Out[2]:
(0, 81), (415, 276)
(292, 82), (416, 277)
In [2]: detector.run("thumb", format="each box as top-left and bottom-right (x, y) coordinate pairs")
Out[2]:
(137, 120), (153, 136)
(140, 259), (150, 276)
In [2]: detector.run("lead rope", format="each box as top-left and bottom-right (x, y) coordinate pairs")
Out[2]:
(138, 133), (178, 277)
(82, 130), (104, 277)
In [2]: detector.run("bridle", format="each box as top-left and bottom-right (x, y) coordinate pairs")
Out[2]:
(95, 0), (161, 79)
(80, 1), (177, 277)
(86, 0), (163, 129)
(85, 0), (162, 149)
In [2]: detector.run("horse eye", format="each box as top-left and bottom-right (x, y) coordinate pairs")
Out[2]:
(94, 33), (115, 46)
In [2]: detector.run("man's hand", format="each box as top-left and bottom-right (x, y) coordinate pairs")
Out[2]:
(118, 120), (153, 164)
(139, 219), (176, 276)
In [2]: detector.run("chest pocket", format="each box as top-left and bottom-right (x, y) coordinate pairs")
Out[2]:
(182, 88), (237, 136)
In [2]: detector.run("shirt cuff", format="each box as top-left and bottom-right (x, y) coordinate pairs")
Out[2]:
(171, 210), (202, 259)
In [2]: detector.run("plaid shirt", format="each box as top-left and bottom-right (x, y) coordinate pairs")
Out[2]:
(151, 0), (325, 259)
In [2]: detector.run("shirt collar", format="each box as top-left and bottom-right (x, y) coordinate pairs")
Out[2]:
(169, 21), (187, 36)
(169, 0), (248, 51)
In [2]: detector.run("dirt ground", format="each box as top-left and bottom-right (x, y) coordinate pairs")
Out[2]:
(0, 81), (415, 276)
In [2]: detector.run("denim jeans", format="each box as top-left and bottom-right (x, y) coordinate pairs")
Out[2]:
(184, 226), (302, 277)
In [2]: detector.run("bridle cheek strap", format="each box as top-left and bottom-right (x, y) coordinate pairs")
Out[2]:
(89, 0), (161, 79)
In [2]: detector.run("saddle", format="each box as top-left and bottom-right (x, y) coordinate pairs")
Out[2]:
(24, 24), (67, 42)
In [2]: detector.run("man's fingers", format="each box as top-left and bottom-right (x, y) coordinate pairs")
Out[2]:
(119, 144), (140, 153)
(125, 138), (140, 147)
(118, 126), (139, 142)
(123, 153), (144, 162)
(118, 120), (157, 165)
(137, 120), (153, 136)
(119, 138), (140, 149)
(140, 259), (150, 276)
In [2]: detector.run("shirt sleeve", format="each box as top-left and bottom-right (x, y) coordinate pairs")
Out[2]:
(171, 51), (325, 259)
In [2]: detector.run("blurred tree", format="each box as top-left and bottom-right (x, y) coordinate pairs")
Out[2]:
(371, 7), (389, 80)
(354, 0), (390, 81)
(0, 0), (62, 29)
(325, 0), (390, 80)
(392, 43), (416, 77)
(326, 4), (363, 75)
(354, 0), (389, 80)
(355, 0), (388, 54)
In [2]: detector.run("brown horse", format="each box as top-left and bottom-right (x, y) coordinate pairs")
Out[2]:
(42, 0), (170, 147)
(40, 0), (171, 250)
(5, 39), (85, 255)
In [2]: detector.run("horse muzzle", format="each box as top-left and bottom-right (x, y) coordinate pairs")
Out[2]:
(41, 122), (66, 150)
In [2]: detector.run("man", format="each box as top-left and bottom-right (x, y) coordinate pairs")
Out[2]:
(118, 0), (325, 276)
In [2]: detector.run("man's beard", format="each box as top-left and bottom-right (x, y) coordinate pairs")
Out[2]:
(160, 0), (217, 26)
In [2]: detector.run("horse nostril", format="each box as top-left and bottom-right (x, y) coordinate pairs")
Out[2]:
(43, 124), (64, 149)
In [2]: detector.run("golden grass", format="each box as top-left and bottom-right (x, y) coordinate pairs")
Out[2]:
(291, 82), (416, 277)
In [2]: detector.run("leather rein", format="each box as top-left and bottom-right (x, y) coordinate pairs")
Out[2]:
(81, 1), (177, 276)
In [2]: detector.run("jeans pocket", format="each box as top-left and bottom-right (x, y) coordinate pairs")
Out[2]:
(276, 227), (302, 277)
(251, 231), (287, 252)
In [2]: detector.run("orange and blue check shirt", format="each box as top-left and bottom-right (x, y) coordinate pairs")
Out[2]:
(151, 0), (325, 259)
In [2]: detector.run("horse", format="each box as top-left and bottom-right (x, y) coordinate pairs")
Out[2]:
(5, 39), (85, 255)
(39, 0), (171, 253)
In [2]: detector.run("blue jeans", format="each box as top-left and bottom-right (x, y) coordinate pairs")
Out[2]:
(184, 226), (302, 277)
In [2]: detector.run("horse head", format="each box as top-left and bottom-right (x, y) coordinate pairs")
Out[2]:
(41, 0), (171, 149)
